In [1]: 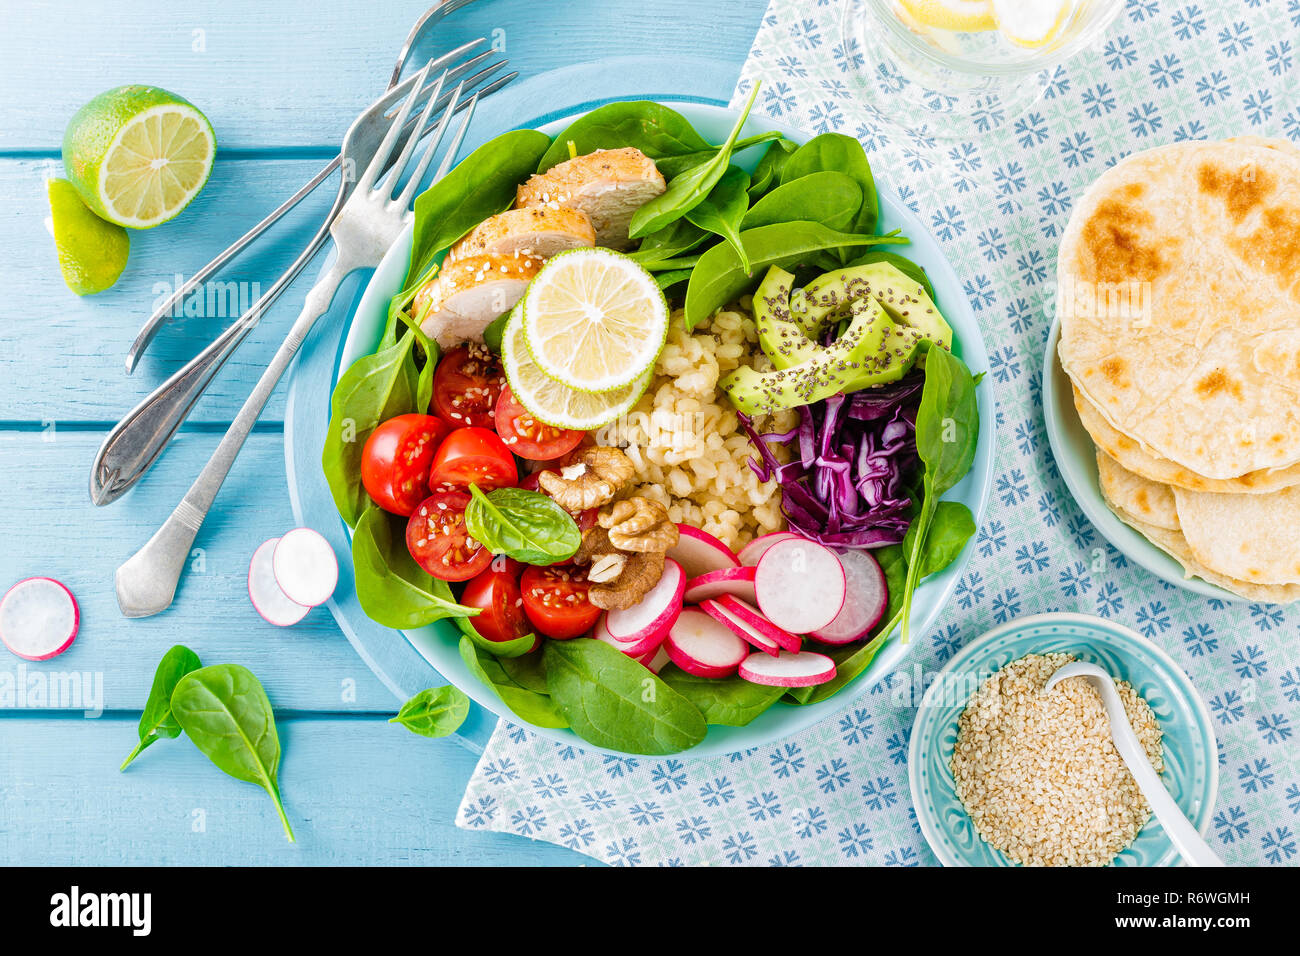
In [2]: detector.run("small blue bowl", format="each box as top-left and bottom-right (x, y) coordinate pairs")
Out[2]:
(909, 613), (1217, 867)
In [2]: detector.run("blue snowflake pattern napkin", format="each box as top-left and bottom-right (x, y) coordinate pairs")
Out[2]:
(457, 0), (1300, 866)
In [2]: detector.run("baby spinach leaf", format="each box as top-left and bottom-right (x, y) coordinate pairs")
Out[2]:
(390, 686), (471, 738)
(780, 132), (879, 236)
(627, 219), (709, 267)
(658, 664), (783, 726)
(684, 165), (752, 273)
(455, 615), (536, 659)
(322, 333), (418, 527)
(653, 131), (783, 179)
(482, 310), (511, 353)
(170, 664), (294, 842)
(352, 506), (478, 629)
(903, 500), (975, 579)
(655, 268), (694, 293)
(120, 644), (202, 771)
(748, 136), (798, 198)
(464, 485), (581, 566)
(459, 636), (569, 728)
(536, 101), (713, 172)
(794, 630), (892, 705)
(543, 639), (707, 754)
(498, 648), (550, 694)
(843, 249), (937, 301)
(742, 170), (862, 232)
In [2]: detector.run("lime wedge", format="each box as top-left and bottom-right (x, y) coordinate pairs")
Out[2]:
(992, 0), (1070, 47)
(521, 247), (668, 393)
(46, 178), (129, 295)
(895, 0), (996, 31)
(62, 85), (216, 229)
(503, 308), (652, 430)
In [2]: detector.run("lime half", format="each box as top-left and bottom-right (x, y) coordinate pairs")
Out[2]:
(47, 178), (129, 295)
(503, 308), (652, 430)
(521, 247), (668, 393)
(63, 85), (216, 229)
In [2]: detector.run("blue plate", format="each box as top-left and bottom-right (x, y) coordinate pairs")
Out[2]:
(287, 59), (995, 757)
(909, 612), (1218, 866)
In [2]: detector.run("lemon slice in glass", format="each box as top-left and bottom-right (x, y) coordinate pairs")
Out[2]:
(895, 0), (996, 32)
(521, 247), (668, 393)
(991, 0), (1071, 48)
(503, 308), (652, 430)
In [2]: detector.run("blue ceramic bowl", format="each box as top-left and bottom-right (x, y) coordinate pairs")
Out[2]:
(909, 612), (1217, 866)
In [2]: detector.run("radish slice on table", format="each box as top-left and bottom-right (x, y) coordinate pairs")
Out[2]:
(665, 525), (739, 579)
(640, 645), (671, 674)
(754, 538), (846, 634)
(683, 565), (757, 604)
(737, 532), (796, 567)
(809, 548), (888, 645)
(700, 597), (781, 656)
(665, 608), (749, 678)
(272, 528), (339, 607)
(740, 650), (837, 687)
(249, 538), (311, 627)
(713, 594), (800, 652)
(0, 577), (79, 661)
(603, 558), (685, 648)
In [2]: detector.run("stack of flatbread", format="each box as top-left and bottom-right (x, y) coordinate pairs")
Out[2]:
(1057, 136), (1300, 603)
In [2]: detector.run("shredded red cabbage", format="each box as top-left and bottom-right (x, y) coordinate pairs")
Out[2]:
(738, 373), (923, 548)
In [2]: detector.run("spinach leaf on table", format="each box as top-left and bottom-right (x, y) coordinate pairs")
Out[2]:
(684, 165), (752, 274)
(464, 485), (581, 566)
(459, 637), (569, 728)
(658, 664), (783, 726)
(170, 664), (294, 843)
(742, 170), (863, 232)
(120, 644), (202, 771)
(390, 686), (471, 738)
(780, 132), (879, 236)
(543, 639), (707, 754)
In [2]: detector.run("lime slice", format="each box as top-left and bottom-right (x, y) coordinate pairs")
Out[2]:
(62, 85), (216, 229)
(46, 178), (129, 295)
(895, 0), (996, 31)
(992, 0), (1070, 47)
(503, 308), (652, 430)
(521, 247), (668, 393)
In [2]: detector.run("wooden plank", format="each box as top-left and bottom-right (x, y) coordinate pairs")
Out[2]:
(0, 714), (586, 865)
(2, 0), (767, 149)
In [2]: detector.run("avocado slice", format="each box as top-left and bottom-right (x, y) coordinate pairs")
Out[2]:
(754, 266), (819, 370)
(793, 262), (952, 349)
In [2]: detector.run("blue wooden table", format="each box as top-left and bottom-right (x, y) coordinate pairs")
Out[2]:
(0, 0), (767, 865)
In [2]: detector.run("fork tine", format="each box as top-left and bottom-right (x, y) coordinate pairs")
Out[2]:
(431, 90), (480, 184)
(395, 81), (463, 210)
(356, 60), (435, 194)
(385, 49), (497, 119)
(390, 36), (485, 92)
(386, 71), (446, 200)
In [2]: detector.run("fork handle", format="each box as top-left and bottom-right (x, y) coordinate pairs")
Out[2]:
(114, 256), (357, 618)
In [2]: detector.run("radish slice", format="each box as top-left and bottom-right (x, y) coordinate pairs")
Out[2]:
(0, 577), (79, 661)
(809, 548), (888, 645)
(714, 594), (800, 652)
(640, 645), (671, 674)
(249, 538), (311, 627)
(665, 608), (749, 678)
(272, 528), (339, 607)
(604, 558), (685, 646)
(754, 538), (846, 634)
(595, 611), (666, 658)
(737, 531), (796, 567)
(700, 597), (781, 656)
(683, 565), (757, 604)
(740, 650), (837, 687)
(666, 525), (739, 579)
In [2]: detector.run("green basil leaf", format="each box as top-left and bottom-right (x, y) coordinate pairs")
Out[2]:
(658, 664), (783, 726)
(464, 485), (581, 565)
(459, 636), (569, 728)
(390, 686), (471, 738)
(120, 644), (203, 771)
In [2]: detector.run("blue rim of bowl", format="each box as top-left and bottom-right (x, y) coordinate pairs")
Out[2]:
(1042, 318), (1237, 601)
(907, 611), (1219, 867)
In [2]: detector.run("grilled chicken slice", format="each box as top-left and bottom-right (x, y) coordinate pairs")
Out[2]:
(414, 252), (543, 350)
(448, 206), (596, 263)
(516, 147), (666, 249)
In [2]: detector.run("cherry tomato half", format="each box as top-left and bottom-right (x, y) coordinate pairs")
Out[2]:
(405, 490), (493, 582)
(461, 565), (531, 645)
(360, 413), (452, 515)
(432, 345), (505, 429)
(520, 564), (602, 640)
(495, 386), (587, 461)
(428, 427), (518, 491)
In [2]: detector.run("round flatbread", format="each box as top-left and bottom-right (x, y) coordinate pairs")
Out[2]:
(1172, 484), (1300, 586)
(1058, 139), (1300, 479)
(1096, 450), (1179, 530)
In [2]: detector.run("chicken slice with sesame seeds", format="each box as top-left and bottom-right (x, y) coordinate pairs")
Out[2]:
(414, 252), (544, 350)
(515, 147), (666, 250)
(447, 206), (596, 263)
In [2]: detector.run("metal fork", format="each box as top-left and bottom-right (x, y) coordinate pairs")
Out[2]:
(114, 63), (479, 618)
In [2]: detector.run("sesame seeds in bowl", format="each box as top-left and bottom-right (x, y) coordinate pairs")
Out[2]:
(909, 613), (1217, 867)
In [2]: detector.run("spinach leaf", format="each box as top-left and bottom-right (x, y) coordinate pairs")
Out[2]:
(748, 136), (798, 199)
(683, 222), (907, 329)
(627, 83), (761, 241)
(120, 644), (202, 771)
(653, 131), (783, 179)
(843, 249), (937, 301)
(543, 639), (707, 754)
(684, 165), (752, 273)
(455, 615), (536, 659)
(408, 129), (551, 285)
(170, 664), (294, 842)
(390, 686), (470, 738)
(464, 485), (581, 565)
(482, 310), (511, 353)
(536, 101), (713, 172)
(498, 648), (550, 695)
(780, 132), (879, 236)
(742, 170), (862, 232)
(626, 219), (709, 267)
(655, 268), (694, 293)
(459, 636), (569, 728)
(903, 500), (975, 579)
(658, 664), (783, 726)
(322, 333), (418, 527)
(352, 505), (478, 629)
(795, 630), (892, 705)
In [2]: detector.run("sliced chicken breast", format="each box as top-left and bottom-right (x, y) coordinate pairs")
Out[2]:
(516, 147), (666, 249)
(414, 252), (543, 350)
(448, 206), (596, 263)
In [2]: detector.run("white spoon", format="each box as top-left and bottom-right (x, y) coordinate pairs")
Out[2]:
(1045, 661), (1224, 867)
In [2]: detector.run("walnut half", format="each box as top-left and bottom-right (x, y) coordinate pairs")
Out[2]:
(572, 525), (669, 611)
(538, 446), (635, 512)
(597, 497), (679, 552)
